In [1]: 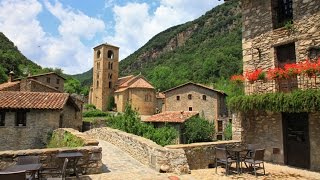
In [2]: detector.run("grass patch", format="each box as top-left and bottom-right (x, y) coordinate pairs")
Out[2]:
(47, 131), (85, 148)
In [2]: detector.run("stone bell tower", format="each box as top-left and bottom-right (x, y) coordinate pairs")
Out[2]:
(91, 43), (119, 111)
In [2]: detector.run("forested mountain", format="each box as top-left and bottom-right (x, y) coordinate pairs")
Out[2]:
(75, 0), (242, 92)
(0, 32), (42, 83)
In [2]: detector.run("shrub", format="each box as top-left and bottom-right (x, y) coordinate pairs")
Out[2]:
(224, 122), (232, 140)
(107, 104), (177, 146)
(84, 104), (96, 110)
(83, 109), (109, 117)
(47, 131), (85, 148)
(184, 116), (214, 143)
(106, 96), (116, 111)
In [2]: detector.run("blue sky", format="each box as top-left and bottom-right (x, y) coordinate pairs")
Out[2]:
(0, 0), (223, 74)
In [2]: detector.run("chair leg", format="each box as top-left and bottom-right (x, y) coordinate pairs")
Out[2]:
(263, 162), (265, 175)
(226, 163), (229, 176)
(215, 160), (217, 174)
(253, 163), (257, 177)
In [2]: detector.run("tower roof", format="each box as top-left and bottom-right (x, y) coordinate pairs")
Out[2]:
(93, 43), (119, 49)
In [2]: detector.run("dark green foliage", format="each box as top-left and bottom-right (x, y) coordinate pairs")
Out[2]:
(224, 122), (232, 140)
(106, 96), (116, 111)
(83, 109), (109, 117)
(0, 32), (42, 79)
(84, 104), (96, 110)
(107, 104), (178, 146)
(213, 78), (244, 100)
(64, 78), (81, 94)
(72, 1), (242, 92)
(184, 116), (215, 143)
(47, 131), (85, 148)
(228, 89), (320, 112)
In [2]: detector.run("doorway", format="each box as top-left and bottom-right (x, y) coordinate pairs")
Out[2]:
(282, 112), (310, 169)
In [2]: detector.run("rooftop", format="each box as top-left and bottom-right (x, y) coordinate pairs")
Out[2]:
(144, 111), (199, 123)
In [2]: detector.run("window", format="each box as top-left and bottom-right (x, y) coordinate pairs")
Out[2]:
(97, 72), (100, 79)
(108, 50), (114, 59)
(0, 111), (5, 126)
(108, 73), (112, 80)
(188, 94), (192, 100)
(276, 43), (296, 68)
(16, 111), (26, 126)
(189, 107), (193, 111)
(56, 78), (60, 84)
(97, 62), (100, 69)
(218, 120), (223, 132)
(202, 95), (207, 100)
(96, 81), (99, 88)
(97, 50), (101, 58)
(46, 77), (50, 83)
(176, 96), (180, 101)
(217, 134), (223, 140)
(55, 87), (59, 89)
(108, 62), (113, 70)
(145, 94), (152, 102)
(308, 47), (320, 60)
(109, 81), (112, 89)
(272, 0), (293, 28)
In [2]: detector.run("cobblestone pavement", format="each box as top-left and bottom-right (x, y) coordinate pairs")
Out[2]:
(84, 140), (320, 180)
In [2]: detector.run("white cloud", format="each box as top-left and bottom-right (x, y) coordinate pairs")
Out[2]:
(0, 0), (105, 74)
(106, 0), (223, 60)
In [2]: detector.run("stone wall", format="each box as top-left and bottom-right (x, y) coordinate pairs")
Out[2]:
(166, 140), (241, 170)
(130, 88), (156, 115)
(241, 0), (320, 94)
(0, 128), (102, 175)
(86, 127), (190, 174)
(308, 112), (320, 171)
(0, 110), (60, 150)
(29, 73), (64, 92)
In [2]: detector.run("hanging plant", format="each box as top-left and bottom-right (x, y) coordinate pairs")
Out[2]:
(267, 68), (288, 80)
(245, 69), (263, 83)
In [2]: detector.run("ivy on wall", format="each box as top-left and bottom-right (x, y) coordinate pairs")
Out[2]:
(228, 89), (320, 112)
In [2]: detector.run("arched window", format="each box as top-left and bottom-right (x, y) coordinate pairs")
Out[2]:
(97, 72), (99, 79)
(108, 50), (114, 59)
(108, 62), (111, 69)
(202, 95), (207, 100)
(97, 62), (100, 69)
(109, 81), (112, 89)
(188, 94), (192, 100)
(97, 50), (101, 58)
(96, 81), (99, 88)
(108, 73), (112, 79)
(110, 62), (113, 70)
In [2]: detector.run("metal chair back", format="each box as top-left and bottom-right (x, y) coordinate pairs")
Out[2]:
(215, 147), (228, 160)
(0, 170), (26, 180)
(247, 144), (255, 150)
(253, 149), (265, 161)
(17, 155), (40, 165)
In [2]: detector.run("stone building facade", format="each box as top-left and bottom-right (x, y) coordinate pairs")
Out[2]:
(230, 0), (320, 171)
(0, 91), (82, 150)
(163, 82), (228, 138)
(89, 43), (157, 115)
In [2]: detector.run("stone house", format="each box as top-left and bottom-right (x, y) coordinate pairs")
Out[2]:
(143, 111), (199, 144)
(228, 0), (320, 171)
(0, 91), (82, 150)
(89, 43), (157, 115)
(162, 82), (228, 139)
(0, 71), (64, 93)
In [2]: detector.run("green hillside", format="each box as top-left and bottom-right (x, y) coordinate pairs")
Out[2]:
(74, 0), (242, 92)
(0, 32), (42, 83)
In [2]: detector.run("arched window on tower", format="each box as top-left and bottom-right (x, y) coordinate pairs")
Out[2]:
(108, 50), (114, 59)
(96, 81), (99, 88)
(110, 63), (113, 70)
(97, 62), (100, 69)
(108, 62), (111, 69)
(109, 81), (112, 89)
(97, 50), (101, 58)
(108, 73), (112, 79)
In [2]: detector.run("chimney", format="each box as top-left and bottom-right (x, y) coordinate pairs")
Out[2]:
(8, 71), (14, 82)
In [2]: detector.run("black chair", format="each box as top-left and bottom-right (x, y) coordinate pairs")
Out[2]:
(44, 158), (69, 180)
(17, 156), (40, 165)
(243, 149), (266, 176)
(0, 171), (28, 180)
(215, 147), (237, 175)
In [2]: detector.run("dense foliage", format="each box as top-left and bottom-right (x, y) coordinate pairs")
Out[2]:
(83, 109), (110, 117)
(106, 96), (116, 111)
(184, 116), (215, 143)
(72, 0), (242, 92)
(47, 131), (85, 148)
(107, 104), (178, 146)
(228, 89), (320, 112)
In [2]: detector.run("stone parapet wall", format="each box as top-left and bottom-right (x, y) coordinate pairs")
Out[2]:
(0, 146), (103, 175)
(86, 127), (190, 174)
(54, 128), (99, 146)
(166, 140), (241, 170)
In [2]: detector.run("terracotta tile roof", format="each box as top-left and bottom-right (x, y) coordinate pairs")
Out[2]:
(128, 78), (154, 89)
(163, 82), (226, 95)
(0, 91), (70, 110)
(143, 111), (199, 123)
(117, 75), (135, 87)
(156, 92), (165, 99)
(115, 74), (154, 92)
(0, 81), (20, 91)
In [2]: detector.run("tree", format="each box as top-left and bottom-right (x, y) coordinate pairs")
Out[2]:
(224, 122), (232, 140)
(106, 96), (116, 111)
(64, 78), (81, 94)
(184, 116), (214, 143)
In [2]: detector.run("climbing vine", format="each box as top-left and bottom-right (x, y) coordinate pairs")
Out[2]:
(228, 89), (320, 112)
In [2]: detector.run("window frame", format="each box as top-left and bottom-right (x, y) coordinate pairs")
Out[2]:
(176, 96), (180, 101)
(202, 95), (207, 100)
(46, 77), (51, 83)
(188, 94), (192, 100)
(15, 111), (27, 127)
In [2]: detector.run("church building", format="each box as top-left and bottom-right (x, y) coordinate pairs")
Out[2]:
(88, 43), (157, 115)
